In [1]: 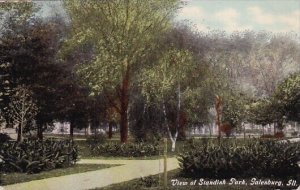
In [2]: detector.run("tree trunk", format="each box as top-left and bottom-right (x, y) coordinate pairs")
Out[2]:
(108, 122), (113, 139)
(177, 84), (185, 140)
(163, 103), (178, 152)
(120, 103), (128, 143)
(168, 129), (178, 152)
(120, 65), (130, 143)
(70, 121), (74, 140)
(209, 124), (212, 137)
(17, 123), (22, 142)
(215, 95), (222, 143)
(37, 124), (43, 140)
(243, 123), (246, 139)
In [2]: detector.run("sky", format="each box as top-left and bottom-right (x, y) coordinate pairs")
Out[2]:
(36, 0), (300, 34)
(177, 0), (300, 34)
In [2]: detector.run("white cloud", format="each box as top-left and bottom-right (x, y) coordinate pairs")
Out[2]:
(178, 6), (204, 20)
(278, 10), (300, 31)
(214, 8), (252, 32)
(177, 6), (212, 32)
(248, 7), (300, 32)
(215, 8), (238, 24)
(247, 6), (275, 25)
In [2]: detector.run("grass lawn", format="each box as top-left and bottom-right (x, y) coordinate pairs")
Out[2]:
(95, 169), (278, 190)
(0, 164), (115, 186)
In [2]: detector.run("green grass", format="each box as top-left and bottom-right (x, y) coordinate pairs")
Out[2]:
(95, 169), (277, 190)
(0, 164), (115, 186)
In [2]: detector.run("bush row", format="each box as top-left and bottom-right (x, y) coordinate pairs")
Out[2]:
(0, 133), (11, 144)
(90, 142), (159, 157)
(260, 131), (285, 138)
(178, 139), (300, 179)
(0, 139), (78, 174)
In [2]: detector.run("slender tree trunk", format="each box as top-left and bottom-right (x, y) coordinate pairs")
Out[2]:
(70, 121), (74, 140)
(37, 124), (43, 140)
(120, 94), (129, 143)
(120, 65), (130, 143)
(17, 123), (22, 142)
(108, 122), (113, 139)
(215, 95), (222, 143)
(168, 129), (178, 152)
(162, 103), (178, 152)
(177, 84), (184, 141)
(209, 124), (212, 137)
(243, 123), (246, 139)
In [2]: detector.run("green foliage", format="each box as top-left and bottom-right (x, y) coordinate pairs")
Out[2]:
(0, 139), (78, 174)
(136, 176), (159, 188)
(129, 99), (164, 142)
(63, 0), (179, 95)
(141, 49), (194, 102)
(8, 85), (38, 127)
(221, 92), (250, 128)
(86, 133), (107, 146)
(273, 72), (300, 122)
(291, 131), (298, 137)
(178, 139), (300, 179)
(0, 2), (38, 29)
(90, 142), (159, 157)
(248, 73), (300, 126)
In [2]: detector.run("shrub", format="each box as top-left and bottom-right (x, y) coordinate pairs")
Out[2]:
(0, 139), (78, 174)
(86, 133), (107, 146)
(90, 142), (159, 157)
(274, 131), (284, 138)
(261, 132), (285, 139)
(260, 134), (274, 138)
(178, 139), (300, 179)
(291, 131), (298, 137)
(136, 176), (159, 188)
(0, 133), (11, 144)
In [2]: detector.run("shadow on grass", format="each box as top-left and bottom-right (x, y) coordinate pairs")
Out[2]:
(1, 164), (116, 186)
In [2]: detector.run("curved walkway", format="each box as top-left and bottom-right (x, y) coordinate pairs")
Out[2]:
(3, 158), (179, 190)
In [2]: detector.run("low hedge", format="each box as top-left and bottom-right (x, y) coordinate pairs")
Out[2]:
(0, 139), (78, 174)
(90, 142), (159, 157)
(178, 139), (300, 179)
(0, 133), (11, 144)
(86, 133), (107, 146)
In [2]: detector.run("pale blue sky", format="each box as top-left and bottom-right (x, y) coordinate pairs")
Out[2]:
(35, 0), (300, 34)
(177, 0), (300, 34)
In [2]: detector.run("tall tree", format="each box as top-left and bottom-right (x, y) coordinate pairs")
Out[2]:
(0, 2), (37, 127)
(63, 0), (179, 143)
(141, 49), (194, 151)
(8, 85), (37, 142)
(272, 72), (300, 123)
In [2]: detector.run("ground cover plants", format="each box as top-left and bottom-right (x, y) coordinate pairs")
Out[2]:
(0, 139), (78, 174)
(89, 142), (160, 157)
(178, 139), (300, 179)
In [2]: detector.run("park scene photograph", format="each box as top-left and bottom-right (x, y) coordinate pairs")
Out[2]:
(0, 0), (299, 189)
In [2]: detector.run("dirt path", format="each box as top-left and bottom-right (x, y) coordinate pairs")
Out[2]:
(3, 158), (179, 190)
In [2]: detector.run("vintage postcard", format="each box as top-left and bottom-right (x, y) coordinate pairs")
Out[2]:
(0, 0), (299, 190)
